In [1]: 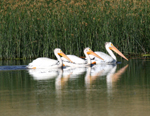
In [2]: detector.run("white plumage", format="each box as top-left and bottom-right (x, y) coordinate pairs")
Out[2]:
(61, 55), (86, 64)
(61, 47), (104, 67)
(27, 48), (72, 69)
(88, 42), (128, 64)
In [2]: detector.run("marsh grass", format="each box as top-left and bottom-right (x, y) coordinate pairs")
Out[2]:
(0, 0), (150, 59)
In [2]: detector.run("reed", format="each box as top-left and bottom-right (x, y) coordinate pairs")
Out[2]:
(0, 0), (150, 59)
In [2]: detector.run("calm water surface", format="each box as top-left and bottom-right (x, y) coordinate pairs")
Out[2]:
(0, 58), (150, 116)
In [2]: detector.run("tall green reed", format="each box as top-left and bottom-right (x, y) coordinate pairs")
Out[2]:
(0, 0), (150, 59)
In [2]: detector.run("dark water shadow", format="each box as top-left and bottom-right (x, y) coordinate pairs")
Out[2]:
(0, 65), (27, 71)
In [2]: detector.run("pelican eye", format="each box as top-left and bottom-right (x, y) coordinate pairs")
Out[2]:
(111, 43), (113, 46)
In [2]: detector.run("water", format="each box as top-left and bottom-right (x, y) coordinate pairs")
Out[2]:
(0, 59), (150, 116)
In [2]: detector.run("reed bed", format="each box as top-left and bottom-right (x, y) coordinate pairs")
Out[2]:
(0, 0), (150, 59)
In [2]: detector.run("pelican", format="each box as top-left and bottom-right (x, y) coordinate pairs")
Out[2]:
(88, 42), (128, 64)
(61, 47), (104, 67)
(27, 48), (73, 69)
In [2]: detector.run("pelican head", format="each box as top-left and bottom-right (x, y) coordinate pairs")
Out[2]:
(84, 47), (104, 60)
(54, 48), (73, 63)
(105, 42), (128, 61)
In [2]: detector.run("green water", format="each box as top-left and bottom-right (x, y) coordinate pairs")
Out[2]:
(0, 59), (150, 116)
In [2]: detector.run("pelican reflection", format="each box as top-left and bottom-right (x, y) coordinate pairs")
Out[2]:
(28, 68), (62, 80)
(63, 67), (86, 78)
(106, 64), (129, 84)
(55, 67), (87, 90)
(85, 64), (128, 88)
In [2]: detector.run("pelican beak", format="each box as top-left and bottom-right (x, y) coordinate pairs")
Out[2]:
(87, 50), (104, 60)
(58, 52), (73, 63)
(109, 46), (128, 61)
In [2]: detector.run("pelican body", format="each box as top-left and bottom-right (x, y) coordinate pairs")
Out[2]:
(61, 47), (104, 67)
(27, 48), (72, 69)
(88, 42), (128, 64)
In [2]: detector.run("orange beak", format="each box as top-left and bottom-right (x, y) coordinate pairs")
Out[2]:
(58, 52), (73, 63)
(87, 51), (104, 60)
(109, 46), (128, 61)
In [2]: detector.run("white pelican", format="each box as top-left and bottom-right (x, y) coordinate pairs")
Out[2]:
(27, 48), (73, 69)
(88, 42), (128, 64)
(61, 47), (104, 67)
